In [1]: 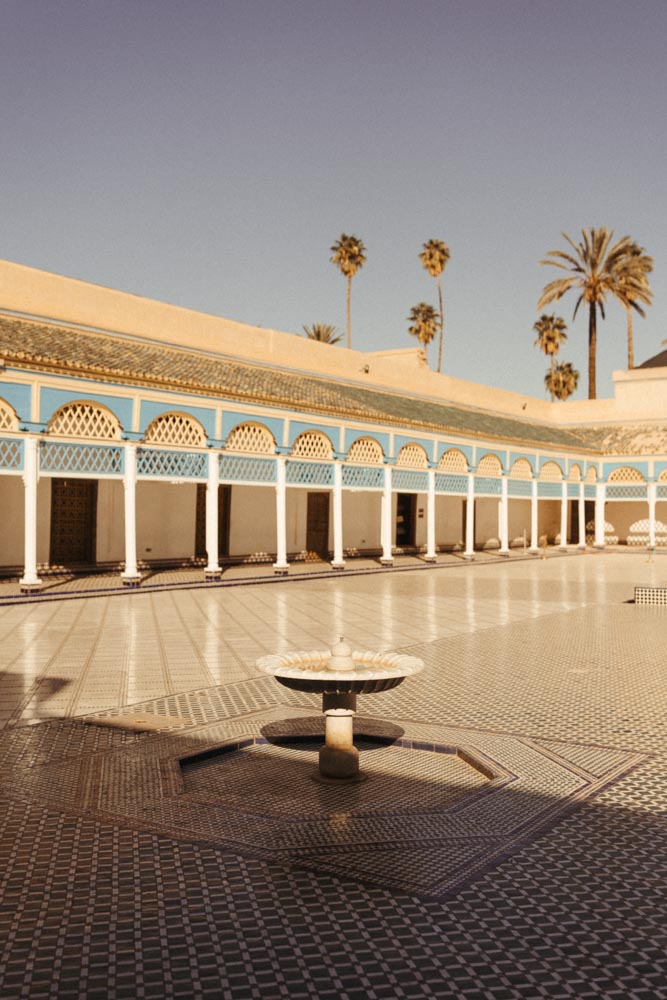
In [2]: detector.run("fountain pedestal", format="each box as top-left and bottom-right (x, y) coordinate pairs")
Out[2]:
(320, 692), (358, 779)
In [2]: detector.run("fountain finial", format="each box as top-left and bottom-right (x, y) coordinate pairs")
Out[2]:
(329, 636), (354, 671)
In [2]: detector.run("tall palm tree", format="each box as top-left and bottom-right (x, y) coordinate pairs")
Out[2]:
(533, 314), (568, 400)
(613, 243), (653, 369)
(407, 302), (438, 363)
(419, 238), (450, 373)
(546, 362), (579, 401)
(302, 323), (342, 345)
(330, 234), (366, 349)
(538, 227), (639, 399)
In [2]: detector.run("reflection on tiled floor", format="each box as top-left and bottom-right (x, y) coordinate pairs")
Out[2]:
(1, 553), (666, 998)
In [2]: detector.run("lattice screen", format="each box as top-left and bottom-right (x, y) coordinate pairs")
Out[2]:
(607, 466), (645, 483)
(476, 454), (502, 477)
(438, 449), (467, 473)
(144, 413), (206, 447)
(659, 469), (667, 483)
(0, 399), (18, 431)
(395, 443), (428, 469)
(346, 437), (383, 464)
(49, 402), (121, 440)
(568, 464), (582, 482)
(540, 461), (564, 481)
(509, 458), (533, 480)
(225, 422), (275, 454)
(291, 431), (333, 460)
(585, 467), (598, 483)
(40, 442), (123, 475)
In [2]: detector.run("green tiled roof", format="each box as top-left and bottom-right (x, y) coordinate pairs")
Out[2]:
(0, 314), (659, 455)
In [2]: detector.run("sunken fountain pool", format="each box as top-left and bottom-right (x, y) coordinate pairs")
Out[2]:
(256, 638), (424, 780)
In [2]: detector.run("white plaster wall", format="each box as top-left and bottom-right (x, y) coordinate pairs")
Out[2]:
(0, 476), (24, 566)
(435, 496), (465, 547)
(96, 480), (125, 562)
(228, 485), (276, 556)
(136, 481), (197, 559)
(342, 492), (382, 550)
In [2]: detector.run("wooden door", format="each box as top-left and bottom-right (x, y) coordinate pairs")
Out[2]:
(395, 493), (416, 547)
(195, 484), (232, 559)
(50, 478), (98, 566)
(306, 492), (330, 559)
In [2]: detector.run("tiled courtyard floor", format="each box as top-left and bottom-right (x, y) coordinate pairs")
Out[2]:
(0, 552), (666, 998)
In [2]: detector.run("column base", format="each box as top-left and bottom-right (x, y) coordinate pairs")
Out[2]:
(19, 578), (43, 594)
(593, 544), (605, 550)
(463, 552), (474, 561)
(423, 554), (437, 563)
(120, 573), (142, 587)
(379, 557), (394, 566)
(204, 568), (222, 580)
(272, 562), (289, 576)
(498, 548), (511, 557)
(528, 547), (540, 556)
(330, 560), (346, 571)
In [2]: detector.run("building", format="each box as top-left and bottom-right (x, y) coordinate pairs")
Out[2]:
(0, 259), (666, 592)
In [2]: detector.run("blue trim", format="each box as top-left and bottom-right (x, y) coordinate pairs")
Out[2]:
(603, 460), (649, 480)
(140, 400), (215, 438)
(221, 411), (284, 444)
(654, 462), (667, 480)
(343, 429), (390, 455)
(436, 442), (473, 465)
(0, 382), (31, 422)
(122, 431), (144, 442)
(288, 421), (337, 449)
(19, 420), (48, 433)
(40, 387), (133, 429)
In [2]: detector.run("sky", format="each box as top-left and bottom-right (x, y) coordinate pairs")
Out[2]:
(2, 0), (666, 399)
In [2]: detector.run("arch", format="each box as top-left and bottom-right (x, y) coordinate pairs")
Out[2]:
(568, 463), (582, 482)
(291, 430), (334, 460)
(144, 412), (207, 447)
(540, 461), (564, 481)
(395, 443), (428, 469)
(659, 469), (667, 483)
(585, 467), (598, 483)
(509, 457), (533, 480)
(607, 466), (646, 483)
(0, 398), (19, 431)
(476, 453), (502, 477)
(437, 448), (468, 473)
(48, 401), (121, 440)
(346, 437), (384, 465)
(225, 422), (275, 454)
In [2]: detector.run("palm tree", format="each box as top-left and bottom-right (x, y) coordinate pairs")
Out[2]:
(302, 323), (342, 345)
(613, 243), (653, 369)
(538, 228), (639, 399)
(407, 303), (438, 363)
(330, 234), (366, 349)
(546, 362), (579, 401)
(419, 239), (450, 373)
(533, 314), (568, 400)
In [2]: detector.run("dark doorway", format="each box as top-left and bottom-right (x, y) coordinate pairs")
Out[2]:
(396, 493), (416, 547)
(195, 484), (232, 559)
(306, 492), (330, 559)
(50, 478), (98, 566)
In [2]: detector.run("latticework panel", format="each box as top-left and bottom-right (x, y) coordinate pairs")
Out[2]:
(437, 449), (468, 473)
(538, 482), (562, 499)
(219, 455), (276, 483)
(508, 480), (532, 498)
(568, 483), (580, 499)
(584, 483), (597, 499)
(225, 422), (275, 454)
(137, 448), (207, 479)
(291, 431), (333, 460)
(0, 400), (18, 431)
(0, 437), (23, 470)
(509, 458), (532, 480)
(659, 469), (667, 483)
(585, 520), (618, 545)
(585, 467), (598, 483)
(540, 461), (564, 481)
(475, 476), (502, 496)
(48, 402), (121, 440)
(435, 473), (467, 494)
(606, 484), (647, 500)
(607, 466), (645, 483)
(476, 454), (502, 477)
(568, 464), (582, 482)
(286, 461), (333, 486)
(392, 468), (428, 492)
(395, 443), (428, 469)
(40, 442), (123, 475)
(144, 413), (206, 447)
(658, 485), (667, 499)
(346, 437), (384, 464)
(342, 465), (384, 489)
(627, 519), (667, 546)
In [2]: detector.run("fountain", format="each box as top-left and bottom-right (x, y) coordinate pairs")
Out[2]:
(256, 638), (424, 780)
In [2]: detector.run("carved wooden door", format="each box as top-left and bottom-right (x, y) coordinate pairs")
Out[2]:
(50, 478), (98, 566)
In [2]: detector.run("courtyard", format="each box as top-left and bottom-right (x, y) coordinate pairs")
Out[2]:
(1, 551), (666, 998)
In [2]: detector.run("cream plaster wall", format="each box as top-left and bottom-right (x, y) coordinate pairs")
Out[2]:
(435, 496), (465, 547)
(474, 498), (500, 547)
(136, 481), (197, 559)
(37, 479), (51, 565)
(537, 500), (561, 542)
(342, 492), (382, 551)
(0, 476), (24, 566)
(604, 501), (650, 544)
(508, 499), (531, 545)
(96, 480), (125, 562)
(228, 486), (276, 556)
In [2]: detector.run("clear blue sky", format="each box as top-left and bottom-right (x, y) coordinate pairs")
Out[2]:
(2, 0), (665, 398)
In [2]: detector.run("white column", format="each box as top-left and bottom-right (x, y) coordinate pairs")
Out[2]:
(121, 442), (141, 584)
(648, 482), (657, 549)
(425, 468), (436, 561)
(578, 482), (586, 549)
(273, 456), (288, 574)
(499, 474), (510, 555)
(594, 482), (606, 548)
(331, 462), (345, 569)
(205, 452), (221, 578)
(529, 478), (539, 553)
(380, 464), (393, 564)
(19, 436), (42, 591)
(464, 472), (475, 560)
(559, 480), (569, 550)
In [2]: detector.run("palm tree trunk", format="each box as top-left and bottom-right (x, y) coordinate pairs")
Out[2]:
(436, 276), (444, 373)
(549, 354), (555, 402)
(626, 305), (634, 369)
(346, 275), (352, 350)
(588, 303), (597, 400)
